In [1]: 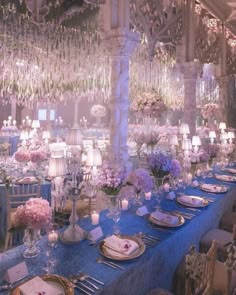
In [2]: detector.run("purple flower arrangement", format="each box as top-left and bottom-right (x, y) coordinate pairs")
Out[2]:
(96, 162), (125, 195)
(147, 151), (182, 178)
(126, 168), (153, 193)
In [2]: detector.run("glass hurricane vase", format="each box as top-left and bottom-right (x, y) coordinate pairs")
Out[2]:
(23, 227), (40, 258)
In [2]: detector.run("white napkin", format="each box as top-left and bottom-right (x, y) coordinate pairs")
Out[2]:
(19, 276), (63, 295)
(150, 210), (179, 225)
(103, 235), (139, 258)
(179, 195), (203, 206)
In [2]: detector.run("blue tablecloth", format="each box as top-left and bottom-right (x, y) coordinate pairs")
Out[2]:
(0, 172), (236, 295)
(0, 181), (51, 241)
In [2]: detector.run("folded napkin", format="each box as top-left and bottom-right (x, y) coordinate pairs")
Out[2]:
(179, 195), (203, 206)
(150, 210), (179, 225)
(18, 176), (37, 184)
(19, 276), (63, 295)
(103, 235), (139, 258)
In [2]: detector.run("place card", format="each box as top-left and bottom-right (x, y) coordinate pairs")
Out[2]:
(136, 205), (149, 216)
(19, 276), (63, 295)
(166, 191), (176, 200)
(4, 261), (29, 284)
(192, 180), (200, 188)
(87, 226), (103, 242)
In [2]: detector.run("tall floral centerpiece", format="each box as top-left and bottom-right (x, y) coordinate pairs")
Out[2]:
(30, 149), (47, 170)
(131, 91), (167, 120)
(96, 162), (125, 208)
(201, 103), (219, 128)
(147, 151), (182, 186)
(126, 168), (153, 206)
(15, 198), (52, 258)
(90, 104), (106, 127)
(15, 149), (31, 163)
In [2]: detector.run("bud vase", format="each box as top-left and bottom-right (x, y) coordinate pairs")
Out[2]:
(23, 227), (40, 258)
(106, 194), (118, 217)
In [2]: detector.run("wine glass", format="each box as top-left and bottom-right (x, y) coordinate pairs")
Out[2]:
(43, 225), (59, 273)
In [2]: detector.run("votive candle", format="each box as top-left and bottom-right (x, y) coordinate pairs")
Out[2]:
(144, 192), (152, 200)
(121, 199), (129, 210)
(48, 230), (58, 243)
(163, 183), (170, 192)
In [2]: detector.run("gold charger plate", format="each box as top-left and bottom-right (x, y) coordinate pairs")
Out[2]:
(177, 195), (208, 208)
(148, 211), (185, 228)
(214, 174), (236, 182)
(98, 235), (146, 261)
(224, 168), (236, 174)
(200, 183), (228, 193)
(10, 274), (74, 295)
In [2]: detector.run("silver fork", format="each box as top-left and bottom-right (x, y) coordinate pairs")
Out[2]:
(96, 257), (124, 270)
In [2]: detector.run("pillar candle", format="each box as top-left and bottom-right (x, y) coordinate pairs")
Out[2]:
(91, 211), (99, 225)
(144, 192), (152, 200)
(163, 183), (170, 192)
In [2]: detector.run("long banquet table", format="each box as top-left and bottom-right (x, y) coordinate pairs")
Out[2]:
(0, 172), (236, 295)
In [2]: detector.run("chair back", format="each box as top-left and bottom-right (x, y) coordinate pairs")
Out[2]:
(0, 143), (10, 161)
(185, 240), (217, 295)
(6, 179), (41, 229)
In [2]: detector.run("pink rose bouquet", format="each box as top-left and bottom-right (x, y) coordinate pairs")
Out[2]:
(30, 150), (47, 163)
(15, 150), (30, 162)
(15, 198), (52, 229)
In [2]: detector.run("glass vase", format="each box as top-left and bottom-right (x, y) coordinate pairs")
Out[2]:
(106, 194), (118, 217)
(23, 227), (40, 258)
(132, 191), (143, 207)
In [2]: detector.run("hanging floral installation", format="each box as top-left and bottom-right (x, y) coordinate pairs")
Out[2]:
(0, 2), (110, 108)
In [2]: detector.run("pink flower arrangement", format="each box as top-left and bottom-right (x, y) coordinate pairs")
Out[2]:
(131, 91), (167, 117)
(201, 103), (219, 119)
(15, 150), (30, 162)
(126, 168), (154, 193)
(30, 150), (47, 163)
(15, 198), (52, 230)
(90, 105), (106, 118)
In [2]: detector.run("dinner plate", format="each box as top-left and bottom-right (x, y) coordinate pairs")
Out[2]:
(200, 183), (228, 193)
(148, 211), (185, 227)
(10, 274), (74, 295)
(177, 195), (208, 208)
(223, 168), (236, 174)
(98, 235), (146, 261)
(214, 174), (236, 182)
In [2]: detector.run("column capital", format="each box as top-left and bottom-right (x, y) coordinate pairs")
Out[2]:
(180, 61), (203, 79)
(102, 28), (140, 57)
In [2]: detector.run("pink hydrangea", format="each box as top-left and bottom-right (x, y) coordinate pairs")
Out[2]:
(15, 198), (52, 229)
(30, 150), (47, 163)
(15, 151), (30, 162)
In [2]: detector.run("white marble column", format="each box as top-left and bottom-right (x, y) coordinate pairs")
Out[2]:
(104, 29), (139, 165)
(181, 61), (202, 136)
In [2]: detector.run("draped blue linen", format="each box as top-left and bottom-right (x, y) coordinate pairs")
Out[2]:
(0, 173), (236, 295)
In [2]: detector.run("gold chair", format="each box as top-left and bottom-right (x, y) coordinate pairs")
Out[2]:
(0, 143), (10, 161)
(4, 179), (41, 250)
